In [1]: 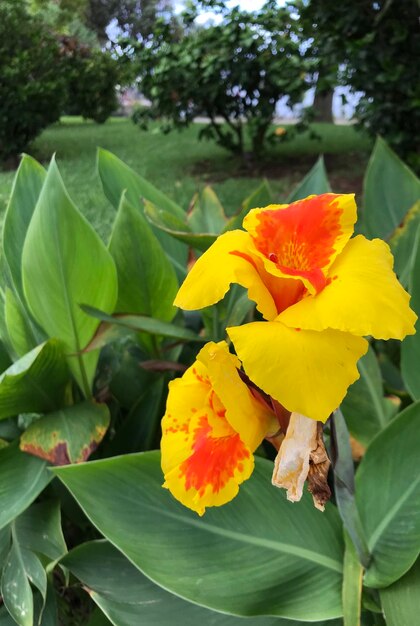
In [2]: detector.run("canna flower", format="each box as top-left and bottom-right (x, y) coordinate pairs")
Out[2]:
(175, 194), (416, 423)
(161, 341), (278, 515)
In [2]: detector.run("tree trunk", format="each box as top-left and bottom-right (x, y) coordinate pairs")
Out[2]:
(313, 84), (334, 123)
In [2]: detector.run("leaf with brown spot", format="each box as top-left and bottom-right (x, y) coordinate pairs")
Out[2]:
(20, 401), (110, 465)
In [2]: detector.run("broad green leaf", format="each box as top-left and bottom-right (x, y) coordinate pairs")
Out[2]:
(97, 149), (187, 274)
(54, 452), (344, 621)
(0, 340), (12, 374)
(144, 201), (216, 252)
(2, 155), (46, 301)
(0, 340), (69, 421)
(97, 148), (185, 219)
(37, 582), (58, 626)
(356, 402), (420, 587)
(224, 179), (273, 231)
(380, 557), (420, 626)
(15, 500), (67, 562)
(342, 532), (363, 626)
(0, 607), (17, 625)
(401, 224), (420, 399)
(1, 539), (33, 626)
(287, 156), (331, 202)
(362, 137), (420, 240)
(81, 306), (205, 344)
(0, 443), (51, 531)
(22, 158), (118, 395)
(20, 548), (47, 601)
(109, 193), (178, 321)
(187, 186), (227, 233)
(62, 540), (341, 626)
(389, 200), (420, 287)
(20, 401), (110, 465)
(341, 347), (396, 446)
(0, 526), (11, 567)
(4, 288), (35, 357)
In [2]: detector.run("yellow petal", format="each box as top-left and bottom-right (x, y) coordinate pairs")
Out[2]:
(161, 341), (269, 515)
(278, 235), (417, 340)
(243, 194), (357, 294)
(228, 322), (368, 422)
(161, 361), (211, 477)
(174, 230), (277, 320)
(198, 341), (278, 450)
(163, 405), (254, 516)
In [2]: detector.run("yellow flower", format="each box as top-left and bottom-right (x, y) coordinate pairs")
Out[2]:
(161, 341), (278, 515)
(275, 127), (287, 136)
(175, 194), (416, 422)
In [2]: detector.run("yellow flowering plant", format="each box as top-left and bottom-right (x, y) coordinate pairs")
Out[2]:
(161, 193), (416, 515)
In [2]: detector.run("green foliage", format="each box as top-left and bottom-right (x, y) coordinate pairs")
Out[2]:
(0, 0), (66, 164)
(54, 453), (345, 621)
(295, 0), (420, 169)
(0, 138), (418, 624)
(130, 3), (310, 156)
(62, 40), (119, 123)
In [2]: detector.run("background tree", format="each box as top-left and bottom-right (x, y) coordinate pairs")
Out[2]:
(86, 0), (173, 41)
(295, 0), (420, 168)
(0, 0), (66, 165)
(131, 1), (310, 157)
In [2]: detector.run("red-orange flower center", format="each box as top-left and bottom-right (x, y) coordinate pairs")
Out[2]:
(250, 195), (344, 293)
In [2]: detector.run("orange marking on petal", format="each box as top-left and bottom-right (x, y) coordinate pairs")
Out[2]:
(231, 249), (307, 314)
(250, 194), (343, 293)
(179, 415), (250, 495)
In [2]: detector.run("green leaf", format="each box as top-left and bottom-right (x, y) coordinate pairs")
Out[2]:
(62, 540), (341, 626)
(21, 157), (118, 395)
(97, 148), (185, 220)
(20, 401), (110, 465)
(1, 538), (33, 626)
(97, 149), (187, 275)
(0, 340), (69, 421)
(0, 443), (50, 531)
(109, 193), (178, 321)
(144, 200), (216, 252)
(14, 500), (67, 562)
(187, 186), (227, 234)
(81, 306), (205, 344)
(54, 452), (344, 621)
(4, 288), (35, 358)
(224, 179), (273, 231)
(331, 410), (370, 568)
(287, 156), (331, 202)
(401, 224), (420, 399)
(341, 346), (396, 447)
(20, 548), (47, 601)
(380, 557), (420, 626)
(342, 531), (363, 626)
(2, 155), (46, 302)
(362, 137), (420, 240)
(356, 402), (420, 587)
(389, 200), (420, 287)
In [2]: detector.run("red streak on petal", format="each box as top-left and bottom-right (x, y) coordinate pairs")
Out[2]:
(179, 416), (250, 496)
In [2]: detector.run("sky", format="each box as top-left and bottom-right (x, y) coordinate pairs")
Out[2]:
(174, 0), (273, 24)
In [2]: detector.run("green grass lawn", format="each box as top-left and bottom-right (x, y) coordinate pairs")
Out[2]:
(0, 117), (372, 240)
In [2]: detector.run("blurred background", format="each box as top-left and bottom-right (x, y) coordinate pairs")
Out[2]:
(0, 0), (418, 237)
